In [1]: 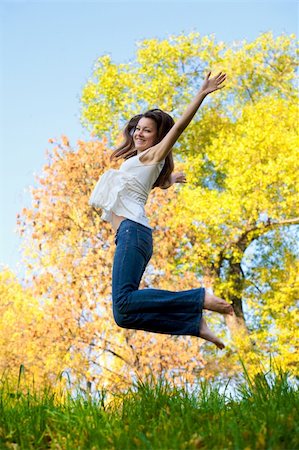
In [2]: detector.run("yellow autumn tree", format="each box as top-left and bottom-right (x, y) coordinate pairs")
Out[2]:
(79, 31), (298, 374)
(0, 267), (53, 389)
(11, 32), (298, 392)
(171, 95), (298, 373)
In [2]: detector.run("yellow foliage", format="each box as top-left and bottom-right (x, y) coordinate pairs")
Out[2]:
(7, 31), (299, 390)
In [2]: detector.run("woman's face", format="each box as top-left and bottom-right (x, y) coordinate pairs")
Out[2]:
(133, 117), (158, 153)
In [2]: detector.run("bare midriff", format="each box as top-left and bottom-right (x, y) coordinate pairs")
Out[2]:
(111, 211), (126, 233)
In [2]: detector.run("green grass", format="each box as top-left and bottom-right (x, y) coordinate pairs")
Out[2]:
(0, 368), (298, 449)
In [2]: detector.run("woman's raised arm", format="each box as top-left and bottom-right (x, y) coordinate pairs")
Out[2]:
(151, 71), (226, 162)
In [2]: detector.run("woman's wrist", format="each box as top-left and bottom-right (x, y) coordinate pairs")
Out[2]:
(170, 174), (176, 185)
(198, 87), (209, 97)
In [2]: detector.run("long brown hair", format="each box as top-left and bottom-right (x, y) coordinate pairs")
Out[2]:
(110, 109), (175, 189)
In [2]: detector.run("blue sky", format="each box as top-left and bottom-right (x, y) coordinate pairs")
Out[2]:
(0, 0), (298, 281)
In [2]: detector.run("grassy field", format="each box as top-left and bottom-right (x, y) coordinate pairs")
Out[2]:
(0, 368), (298, 449)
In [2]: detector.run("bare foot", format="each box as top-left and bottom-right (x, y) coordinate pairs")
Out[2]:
(199, 317), (225, 349)
(203, 292), (234, 315)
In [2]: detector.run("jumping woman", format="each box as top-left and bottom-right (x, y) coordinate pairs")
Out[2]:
(89, 71), (233, 349)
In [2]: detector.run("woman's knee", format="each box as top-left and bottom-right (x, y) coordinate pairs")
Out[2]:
(113, 309), (131, 329)
(112, 292), (128, 315)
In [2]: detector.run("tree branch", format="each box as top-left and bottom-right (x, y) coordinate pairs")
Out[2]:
(83, 338), (133, 366)
(237, 216), (299, 251)
(270, 217), (299, 226)
(89, 359), (131, 384)
(216, 217), (299, 274)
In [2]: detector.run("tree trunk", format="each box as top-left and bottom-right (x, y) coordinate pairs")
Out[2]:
(224, 262), (252, 352)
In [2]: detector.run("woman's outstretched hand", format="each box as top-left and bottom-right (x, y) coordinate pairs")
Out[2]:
(171, 172), (187, 184)
(151, 71), (226, 164)
(200, 71), (226, 95)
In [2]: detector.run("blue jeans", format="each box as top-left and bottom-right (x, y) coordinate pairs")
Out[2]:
(112, 219), (205, 336)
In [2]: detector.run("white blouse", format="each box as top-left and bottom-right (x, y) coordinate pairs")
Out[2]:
(89, 153), (165, 229)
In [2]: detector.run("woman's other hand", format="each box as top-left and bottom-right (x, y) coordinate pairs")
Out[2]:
(171, 172), (187, 184)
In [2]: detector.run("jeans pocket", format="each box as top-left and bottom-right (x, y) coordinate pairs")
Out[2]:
(117, 227), (130, 245)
